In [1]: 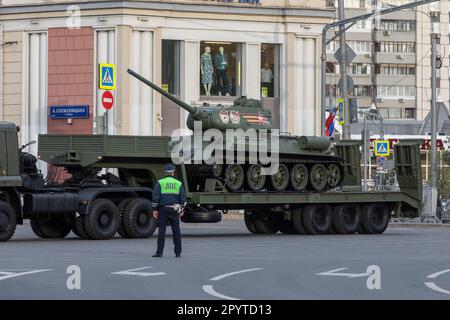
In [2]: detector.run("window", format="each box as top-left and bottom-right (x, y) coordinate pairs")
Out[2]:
(260, 44), (280, 98)
(381, 20), (415, 32)
(326, 62), (335, 73)
(379, 64), (415, 75)
(349, 63), (370, 75)
(405, 108), (415, 119)
(377, 85), (415, 98)
(200, 41), (242, 97)
(327, 41), (371, 54)
(378, 41), (415, 53)
(162, 40), (180, 95)
(352, 85), (372, 97)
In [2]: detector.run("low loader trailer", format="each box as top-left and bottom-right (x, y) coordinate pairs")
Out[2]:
(0, 122), (422, 241)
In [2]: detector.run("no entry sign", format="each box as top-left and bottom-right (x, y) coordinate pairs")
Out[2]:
(102, 91), (114, 110)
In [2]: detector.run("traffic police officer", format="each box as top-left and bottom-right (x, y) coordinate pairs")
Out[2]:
(152, 163), (187, 258)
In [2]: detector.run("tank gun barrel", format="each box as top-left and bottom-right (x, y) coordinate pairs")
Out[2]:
(127, 69), (198, 115)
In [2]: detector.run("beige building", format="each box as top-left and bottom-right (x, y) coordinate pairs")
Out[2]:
(0, 0), (334, 155)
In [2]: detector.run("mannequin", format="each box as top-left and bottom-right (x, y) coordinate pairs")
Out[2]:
(200, 46), (213, 96)
(261, 62), (274, 97)
(214, 46), (230, 96)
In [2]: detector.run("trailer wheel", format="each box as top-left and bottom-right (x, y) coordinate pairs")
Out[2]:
(302, 204), (332, 235)
(292, 208), (306, 234)
(84, 199), (120, 240)
(30, 218), (71, 239)
(333, 204), (361, 234)
(0, 201), (17, 242)
(72, 216), (90, 239)
(117, 198), (135, 238)
(253, 211), (278, 234)
(361, 204), (390, 234)
(123, 198), (157, 238)
(244, 211), (257, 234)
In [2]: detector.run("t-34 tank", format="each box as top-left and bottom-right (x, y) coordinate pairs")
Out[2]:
(128, 69), (344, 193)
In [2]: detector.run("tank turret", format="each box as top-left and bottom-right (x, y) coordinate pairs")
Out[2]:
(128, 69), (273, 131)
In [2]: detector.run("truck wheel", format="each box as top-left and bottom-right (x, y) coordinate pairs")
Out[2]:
(84, 199), (119, 240)
(117, 198), (134, 238)
(30, 218), (71, 239)
(244, 211), (257, 234)
(72, 216), (90, 239)
(333, 204), (361, 234)
(253, 211), (278, 234)
(0, 201), (17, 242)
(302, 204), (332, 235)
(361, 204), (390, 234)
(292, 208), (306, 234)
(123, 198), (157, 238)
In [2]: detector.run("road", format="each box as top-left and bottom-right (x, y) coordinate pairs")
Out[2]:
(1, 220), (450, 299)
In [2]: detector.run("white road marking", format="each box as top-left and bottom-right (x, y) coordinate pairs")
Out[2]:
(203, 268), (263, 300)
(425, 269), (450, 295)
(0, 269), (53, 281)
(202, 285), (239, 300)
(210, 268), (263, 281)
(426, 269), (450, 279)
(317, 267), (370, 278)
(111, 266), (166, 277)
(425, 282), (450, 295)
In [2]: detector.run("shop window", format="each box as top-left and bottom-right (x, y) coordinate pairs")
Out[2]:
(200, 41), (242, 97)
(260, 44), (280, 98)
(162, 40), (180, 95)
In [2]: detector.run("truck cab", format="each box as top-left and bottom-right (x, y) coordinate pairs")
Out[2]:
(0, 122), (22, 241)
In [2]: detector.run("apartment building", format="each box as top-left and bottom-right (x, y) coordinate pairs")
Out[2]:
(326, 0), (449, 123)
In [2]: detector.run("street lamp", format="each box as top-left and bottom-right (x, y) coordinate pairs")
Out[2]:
(360, 102), (385, 191)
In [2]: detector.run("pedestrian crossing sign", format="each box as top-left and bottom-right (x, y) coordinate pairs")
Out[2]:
(99, 63), (116, 90)
(374, 140), (390, 157)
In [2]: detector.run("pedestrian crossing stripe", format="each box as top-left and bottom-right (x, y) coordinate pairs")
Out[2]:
(374, 140), (390, 157)
(99, 63), (116, 90)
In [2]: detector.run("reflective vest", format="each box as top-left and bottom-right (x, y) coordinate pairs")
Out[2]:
(159, 176), (182, 195)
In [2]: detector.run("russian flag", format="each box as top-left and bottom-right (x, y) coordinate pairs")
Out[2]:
(325, 106), (337, 137)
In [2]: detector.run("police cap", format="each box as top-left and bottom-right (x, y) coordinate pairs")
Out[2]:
(164, 163), (176, 172)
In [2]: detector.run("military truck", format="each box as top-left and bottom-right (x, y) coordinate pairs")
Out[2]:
(0, 71), (423, 242)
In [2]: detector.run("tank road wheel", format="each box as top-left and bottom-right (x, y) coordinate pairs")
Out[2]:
(117, 198), (135, 238)
(253, 211), (278, 234)
(84, 199), (120, 240)
(333, 204), (361, 234)
(327, 164), (342, 188)
(270, 164), (290, 191)
(0, 201), (17, 242)
(361, 204), (390, 234)
(244, 211), (258, 234)
(290, 164), (308, 192)
(225, 164), (245, 191)
(31, 218), (72, 239)
(72, 216), (90, 239)
(302, 204), (332, 235)
(212, 163), (223, 178)
(310, 164), (328, 191)
(247, 164), (266, 191)
(292, 208), (306, 234)
(123, 198), (157, 238)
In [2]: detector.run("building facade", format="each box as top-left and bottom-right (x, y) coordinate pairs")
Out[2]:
(0, 0), (334, 156)
(326, 0), (449, 123)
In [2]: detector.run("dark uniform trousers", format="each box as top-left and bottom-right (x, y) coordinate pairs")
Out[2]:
(156, 207), (182, 255)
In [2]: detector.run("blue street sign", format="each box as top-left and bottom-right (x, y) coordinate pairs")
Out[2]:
(49, 105), (89, 119)
(374, 140), (390, 157)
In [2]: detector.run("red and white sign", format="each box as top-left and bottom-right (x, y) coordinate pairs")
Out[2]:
(102, 91), (114, 110)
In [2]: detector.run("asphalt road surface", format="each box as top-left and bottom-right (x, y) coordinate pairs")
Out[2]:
(1, 220), (450, 300)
